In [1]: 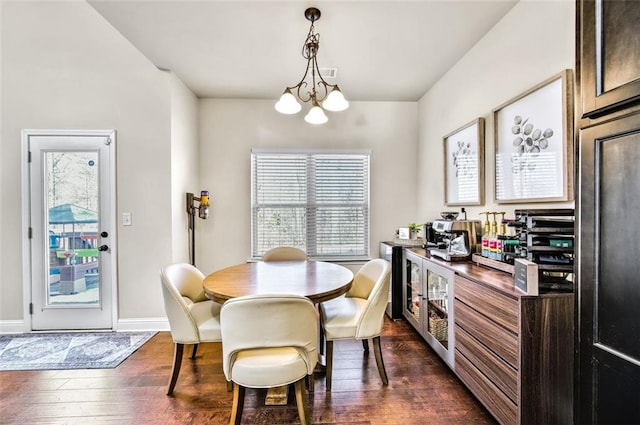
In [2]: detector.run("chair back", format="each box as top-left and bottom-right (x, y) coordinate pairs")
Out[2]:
(346, 259), (391, 339)
(160, 263), (208, 343)
(262, 246), (308, 261)
(220, 294), (318, 381)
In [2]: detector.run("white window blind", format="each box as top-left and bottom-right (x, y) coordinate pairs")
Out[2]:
(251, 149), (370, 260)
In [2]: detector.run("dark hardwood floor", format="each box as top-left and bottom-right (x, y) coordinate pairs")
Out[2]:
(0, 318), (497, 424)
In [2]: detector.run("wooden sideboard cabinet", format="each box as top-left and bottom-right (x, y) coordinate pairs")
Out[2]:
(453, 274), (574, 425)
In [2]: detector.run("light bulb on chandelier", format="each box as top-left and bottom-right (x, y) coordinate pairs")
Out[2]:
(322, 86), (349, 112)
(275, 7), (349, 124)
(305, 100), (329, 124)
(275, 88), (302, 114)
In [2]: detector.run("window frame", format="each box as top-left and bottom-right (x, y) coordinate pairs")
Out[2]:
(250, 148), (371, 261)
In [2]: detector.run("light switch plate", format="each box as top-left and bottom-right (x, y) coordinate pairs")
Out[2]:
(122, 212), (132, 226)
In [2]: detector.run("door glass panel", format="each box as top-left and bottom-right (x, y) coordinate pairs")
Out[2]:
(44, 151), (100, 306)
(405, 258), (421, 321)
(427, 269), (448, 347)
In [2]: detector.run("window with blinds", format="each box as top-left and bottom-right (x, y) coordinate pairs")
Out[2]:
(251, 149), (370, 260)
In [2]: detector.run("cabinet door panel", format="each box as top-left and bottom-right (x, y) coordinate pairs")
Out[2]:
(578, 112), (640, 423)
(580, 0), (640, 118)
(581, 119), (640, 361)
(403, 252), (423, 332)
(593, 350), (640, 424)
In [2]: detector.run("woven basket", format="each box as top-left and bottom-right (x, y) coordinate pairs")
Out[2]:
(429, 316), (448, 341)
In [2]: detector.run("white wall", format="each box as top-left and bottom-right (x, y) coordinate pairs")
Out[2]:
(169, 72), (200, 264)
(197, 99), (418, 274)
(0, 0), (577, 329)
(417, 0), (575, 222)
(0, 1), (177, 325)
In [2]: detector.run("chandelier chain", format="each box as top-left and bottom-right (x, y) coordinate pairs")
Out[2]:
(302, 23), (318, 59)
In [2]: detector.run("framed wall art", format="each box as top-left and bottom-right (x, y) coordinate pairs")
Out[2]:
(493, 69), (574, 203)
(444, 117), (485, 206)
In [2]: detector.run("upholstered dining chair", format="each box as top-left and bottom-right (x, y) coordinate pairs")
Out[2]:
(262, 246), (308, 261)
(160, 262), (222, 395)
(221, 293), (318, 425)
(319, 258), (391, 391)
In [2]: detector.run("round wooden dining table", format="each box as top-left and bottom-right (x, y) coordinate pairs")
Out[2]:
(203, 260), (354, 405)
(203, 260), (354, 304)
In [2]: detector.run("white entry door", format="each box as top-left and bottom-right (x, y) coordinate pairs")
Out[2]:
(23, 130), (116, 330)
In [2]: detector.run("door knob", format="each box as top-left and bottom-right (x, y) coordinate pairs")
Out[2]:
(98, 245), (109, 252)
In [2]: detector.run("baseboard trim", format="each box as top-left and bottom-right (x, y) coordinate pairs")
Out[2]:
(0, 320), (26, 334)
(116, 317), (170, 332)
(0, 318), (170, 334)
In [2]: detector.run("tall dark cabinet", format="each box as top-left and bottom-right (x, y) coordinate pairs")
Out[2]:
(576, 1), (640, 423)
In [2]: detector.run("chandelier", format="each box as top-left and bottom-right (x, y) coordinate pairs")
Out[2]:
(275, 7), (349, 124)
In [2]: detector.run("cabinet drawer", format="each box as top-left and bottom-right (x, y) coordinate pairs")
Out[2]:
(455, 275), (519, 334)
(455, 299), (519, 368)
(456, 348), (518, 425)
(455, 324), (518, 403)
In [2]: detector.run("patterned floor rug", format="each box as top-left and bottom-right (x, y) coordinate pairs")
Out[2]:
(0, 331), (156, 371)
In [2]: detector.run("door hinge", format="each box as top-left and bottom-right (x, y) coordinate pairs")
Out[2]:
(28, 227), (33, 239)
(28, 151), (32, 162)
(29, 303), (33, 315)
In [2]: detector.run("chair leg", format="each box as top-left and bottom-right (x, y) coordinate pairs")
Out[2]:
(226, 380), (233, 392)
(372, 336), (389, 386)
(294, 378), (311, 425)
(306, 372), (314, 393)
(167, 343), (184, 395)
(190, 343), (199, 359)
(362, 339), (369, 352)
(325, 340), (334, 391)
(229, 383), (245, 425)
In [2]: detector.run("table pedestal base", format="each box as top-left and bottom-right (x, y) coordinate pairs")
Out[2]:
(265, 385), (289, 405)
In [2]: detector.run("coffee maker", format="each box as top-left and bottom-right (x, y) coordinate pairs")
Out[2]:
(422, 222), (444, 248)
(428, 218), (481, 261)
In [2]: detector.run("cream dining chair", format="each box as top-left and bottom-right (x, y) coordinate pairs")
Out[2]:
(262, 246), (308, 261)
(160, 262), (222, 395)
(221, 293), (318, 425)
(319, 258), (391, 391)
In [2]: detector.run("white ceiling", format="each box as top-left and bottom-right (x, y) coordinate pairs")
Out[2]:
(88, 0), (518, 102)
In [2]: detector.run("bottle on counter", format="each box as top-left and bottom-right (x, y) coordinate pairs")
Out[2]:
(493, 212), (506, 261)
(488, 212), (498, 259)
(480, 212), (490, 257)
(482, 239), (489, 257)
(497, 212), (507, 236)
(495, 235), (504, 261)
